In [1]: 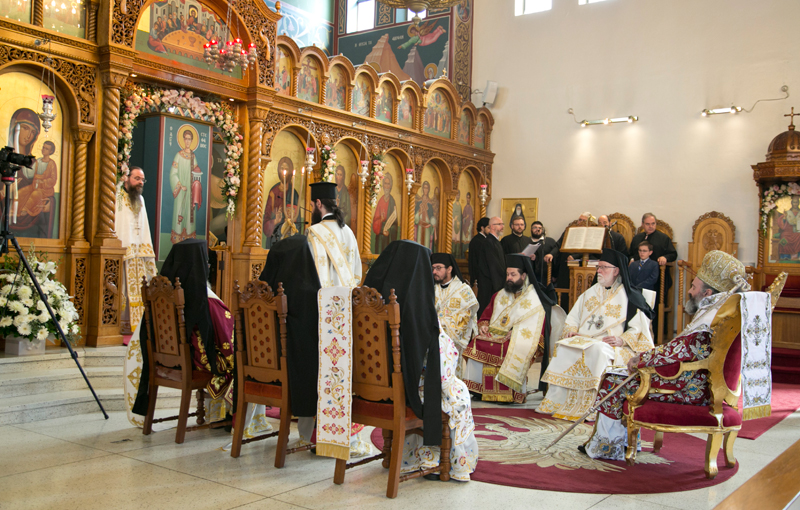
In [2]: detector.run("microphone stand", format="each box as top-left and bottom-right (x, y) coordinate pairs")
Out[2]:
(0, 164), (107, 419)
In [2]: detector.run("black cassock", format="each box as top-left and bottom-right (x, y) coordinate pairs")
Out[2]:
(467, 233), (486, 287)
(500, 233), (532, 255)
(260, 234), (321, 417)
(474, 234), (505, 317)
(530, 236), (559, 285)
(609, 230), (628, 258)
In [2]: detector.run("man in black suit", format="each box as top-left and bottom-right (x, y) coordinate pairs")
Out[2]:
(501, 216), (532, 255)
(472, 216), (506, 317)
(629, 213), (677, 334)
(598, 215), (628, 257)
(467, 217), (490, 288)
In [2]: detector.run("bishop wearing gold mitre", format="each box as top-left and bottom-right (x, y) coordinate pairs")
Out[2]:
(537, 248), (655, 421)
(463, 254), (554, 403)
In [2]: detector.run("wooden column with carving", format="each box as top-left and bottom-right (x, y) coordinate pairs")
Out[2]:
(32, 0), (43, 26)
(85, 58), (129, 346)
(68, 129), (94, 343)
(87, 0), (99, 42)
(444, 192), (456, 254)
(407, 182), (420, 240)
(244, 106), (269, 248)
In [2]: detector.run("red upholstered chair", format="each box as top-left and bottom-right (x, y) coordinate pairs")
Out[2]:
(141, 276), (214, 444)
(332, 286), (451, 499)
(229, 280), (294, 468)
(624, 274), (787, 479)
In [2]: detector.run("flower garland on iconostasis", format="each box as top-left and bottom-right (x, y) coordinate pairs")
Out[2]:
(319, 144), (337, 183)
(116, 85), (244, 217)
(760, 182), (800, 236)
(368, 152), (386, 208)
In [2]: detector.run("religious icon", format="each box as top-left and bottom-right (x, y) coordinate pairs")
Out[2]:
(398, 92), (414, 128)
(351, 75), (371, 117)
(452, 188), (462, 258)
(376, 84), (393, 122)
(458, 111), (471, 145)
(501, 198), (538, 235)
(335, 164), (352, 226)
(424, 90), (451, 138)
(170, 125), (203, 244)
(398, 20), (447, 50)
(474, 119), (486, 149)
(372, 173), (399, 254)
(456, 0), (472, 23)
(263, 156), (300, 245)
(298, 56), (320, 103)
(415, 179), (438, 250)
(461, 190), (475, 258)
(0, 0), (31, 23)
(276, 48), (292, 95)
(771, 195), (800, 262)
(325, 66), (346, 110)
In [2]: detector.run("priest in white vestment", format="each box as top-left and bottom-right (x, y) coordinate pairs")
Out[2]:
(115, 167), (157, 334)
(463, 254), (555, 403)
(302, 181), (368, 455)
(431, 252), (478, 378)
(537, 248), (655, 421)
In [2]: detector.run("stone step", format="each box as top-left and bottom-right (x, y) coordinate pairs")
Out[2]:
(0, 367), (124, 398)
(0, 346), (128, 373)
(0, 387), (183, 426)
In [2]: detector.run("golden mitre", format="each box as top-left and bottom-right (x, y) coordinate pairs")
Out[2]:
(696, 250), (747, 292)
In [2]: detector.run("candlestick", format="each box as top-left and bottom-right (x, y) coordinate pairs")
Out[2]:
(405, 168), (414, 193)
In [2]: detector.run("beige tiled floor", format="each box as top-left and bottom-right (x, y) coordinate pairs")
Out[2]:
(0, 397), (798, 510)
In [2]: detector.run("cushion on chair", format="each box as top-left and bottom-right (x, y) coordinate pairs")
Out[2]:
(156, 365), (213, 383)
(624, 400), (742, 428)
(243, 381), (283, 399)
(352, 398), (417, 421)
(723, 334), (741, 391)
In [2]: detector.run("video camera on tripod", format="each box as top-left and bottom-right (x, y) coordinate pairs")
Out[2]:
(0, 146), (35, 178)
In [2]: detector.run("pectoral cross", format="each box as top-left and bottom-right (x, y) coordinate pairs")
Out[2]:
(786, 107), (798, 130)
(587, 314), (605, 330)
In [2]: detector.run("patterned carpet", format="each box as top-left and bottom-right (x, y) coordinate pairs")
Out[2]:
(371, 407), (739, 494)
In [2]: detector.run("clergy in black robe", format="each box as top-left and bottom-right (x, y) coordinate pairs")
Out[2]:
(363, 240), (442, 446)
(474, 228), (506, 318)
(500, 217), (532, 255)
(259, 234), (321, 418)
(529, 221), (559, 285)
(467, 217), (490, 287)
(598, 215), (629, 257)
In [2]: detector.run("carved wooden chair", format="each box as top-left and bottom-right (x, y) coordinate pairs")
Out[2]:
(637, 219), (678, 343)
(624, 275), (787, 479)
(676, 212), (738, 331)
(229, 280), (294, 467)
(608, 212), (637, 249)
(141, 275), (213, 444)
(333, 286), (451, 499)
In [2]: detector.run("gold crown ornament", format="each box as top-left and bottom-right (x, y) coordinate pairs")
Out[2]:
(696, 250), (748, 293)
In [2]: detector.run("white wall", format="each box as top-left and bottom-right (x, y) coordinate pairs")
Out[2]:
(472, 0), (800, 264)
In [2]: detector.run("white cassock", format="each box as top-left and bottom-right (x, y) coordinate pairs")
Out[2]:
(115, 186), (158, 333)
(303, 216), (368, 454)
(434, 278), (479, 378)
(537, 278), (654, 421)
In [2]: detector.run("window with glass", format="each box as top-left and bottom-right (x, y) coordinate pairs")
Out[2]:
(346, 0), (375, 33)
(514, 0), (552, 16)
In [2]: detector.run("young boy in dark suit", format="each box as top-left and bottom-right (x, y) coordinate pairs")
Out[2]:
(629, 241), (659, 290)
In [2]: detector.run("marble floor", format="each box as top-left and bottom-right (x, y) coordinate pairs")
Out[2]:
(1, 391), (798, 510)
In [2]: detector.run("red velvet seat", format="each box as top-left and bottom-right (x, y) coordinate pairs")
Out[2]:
(624, 400), (742, 428)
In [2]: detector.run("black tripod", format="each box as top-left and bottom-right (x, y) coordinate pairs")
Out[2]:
(0, 155), (107, 419)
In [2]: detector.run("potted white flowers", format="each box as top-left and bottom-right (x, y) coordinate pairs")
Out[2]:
(0, 252), (80, 356)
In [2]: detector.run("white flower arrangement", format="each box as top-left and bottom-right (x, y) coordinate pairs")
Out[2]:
(117, 85), (244, 218)
(319, 145), (337, 183)
(760, 182), (800, 236)
(0, 252), (80, 345)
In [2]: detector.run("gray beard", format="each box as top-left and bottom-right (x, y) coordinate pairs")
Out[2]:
(684, 295), (701, 314)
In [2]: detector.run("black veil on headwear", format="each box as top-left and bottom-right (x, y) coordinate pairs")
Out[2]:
(259, 234), (322, 418)
(363, 240), (442, 446)
(132, 239), (216, 417)
(506, 253), (557, 391)
(160, 239), (220, 375)
(600, 248), (655, 326)
(431, 252), (464, 283)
